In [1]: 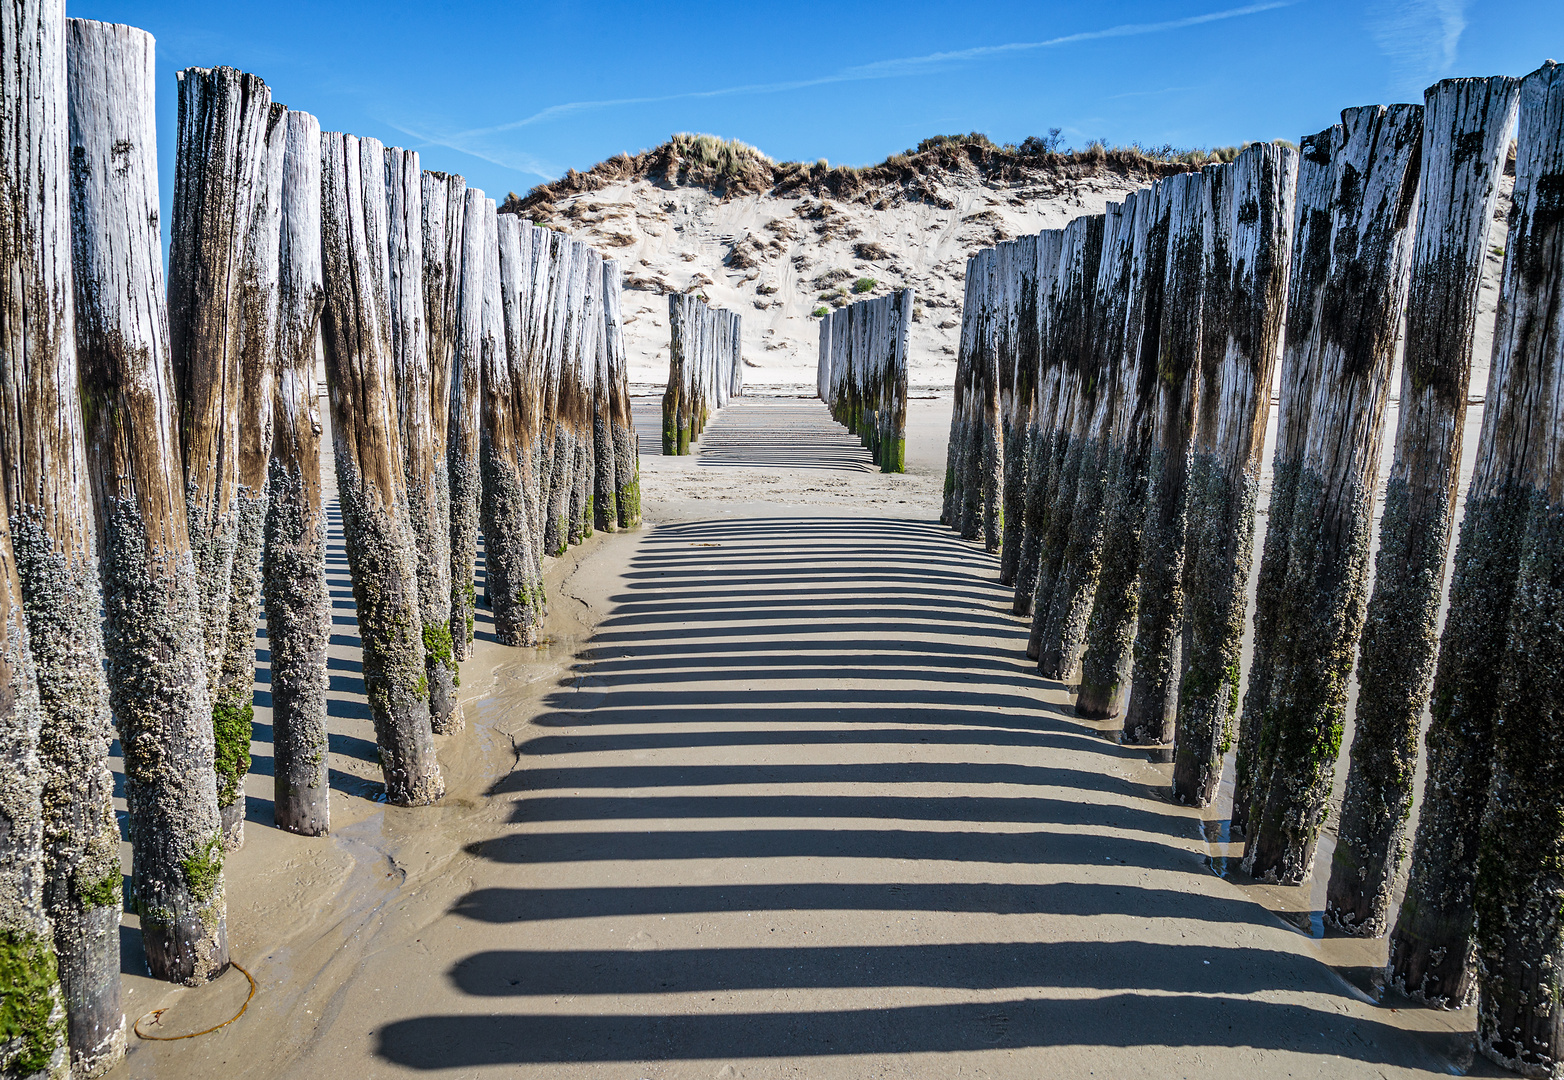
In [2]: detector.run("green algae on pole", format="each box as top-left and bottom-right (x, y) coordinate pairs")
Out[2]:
(1010, 231), (1067, 617)
(1389, 63), (1559, 1008)
(386, 148), (457, 733)
(69, 20), (228, 989)
(1171, 142), (1298, 806)
(1074, 185), (1169, 722)
(1469, 65), (1564, 1070)
(1326, 76), (1520, 936)
(568, 245), (603, 545)
(1120, 168), (1212, 748)
(1242, 103), (1424, 885)
(882, 289), (912, 473)
(1229, 124), (1341, 835)
(9, 5), (101, 1072)
(213, 102), (285, 850)
(319, 131), (443, 806)
(264, 109), (330, 838)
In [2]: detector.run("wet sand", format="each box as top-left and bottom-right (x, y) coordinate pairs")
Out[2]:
(110, 393), (1501, 1079)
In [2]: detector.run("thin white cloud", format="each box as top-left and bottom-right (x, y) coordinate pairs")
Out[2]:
(1368, 0), (1469, 87)
(408, 0), (1295, 179)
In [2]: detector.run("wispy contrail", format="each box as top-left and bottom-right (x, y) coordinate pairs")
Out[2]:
(455, 0), (1295, 140)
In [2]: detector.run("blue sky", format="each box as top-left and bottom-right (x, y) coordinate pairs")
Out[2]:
(65, 0), (1560, 215)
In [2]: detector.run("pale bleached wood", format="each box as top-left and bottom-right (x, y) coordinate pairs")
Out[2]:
(448, 191), (490, 665)
(1327, 76), (1518, 938)
(264, 109), (329, 839)
(68, 18), (228, 993)
(999, 236), (1040, 581)
(568, 245), (602, 543)
(319, 131), (442, 806)
(1243, 102), (1424, 885)
(1230, 123), (1342, 832)
(1172, 141), (1298, 805)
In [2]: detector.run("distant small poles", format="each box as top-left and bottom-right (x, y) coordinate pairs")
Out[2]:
(663, 293), (742, 455)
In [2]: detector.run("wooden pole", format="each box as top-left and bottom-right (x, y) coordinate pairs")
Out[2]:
(603, 259), (641, 528)
(484, 214), (543, 645)
(524, 227), (555, 554)
(999, 237), (1041, 581)
(1389, 64), (1556, 1007)
(817, 315), (832, 404)
(592, 264), (619, 533)
(422, 171), (470, 660)
(664, 295), (686, 455)
(33, 14), (133, 1070)
(69, 22), (228, 989)
(449, 191), (492, 665)
(1470, 72), (1564, 1074)
(386, 147), (456, 732)
(941, 284), (971, 524)
(1118, 169), (1212, 748)
(319, 132), (443, 806)
(168, 70), (271, 817)
(1027, 214), (1108, 664)
(1037, 204), (1133, 681)
(883, 289), (911, 473)
(1076, 185), (1171, 721)
(1229, 124), (1342, 831)
(1010, 231), (1067, 617)
(1169, 142), (1297, 805)
(1241, 103), (1423, 884)
(568, 245), (602, 544)
(1326, 77), (1519, 935)
(544, 241), (587, 553)
(264, 108), (329, 838)
(7, 4), (94, 1070)
(210, 101), (284, 850)
(955, 250), (993, 541)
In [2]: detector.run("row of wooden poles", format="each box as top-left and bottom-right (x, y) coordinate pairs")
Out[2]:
(0, 9), (640, 1078)
(661, 293), (742, 454)
(943, 66), (1564, 1074)
(815, 291), (913, 472)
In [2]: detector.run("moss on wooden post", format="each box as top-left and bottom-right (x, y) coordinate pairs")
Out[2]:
(1010, 232), (1067, 618)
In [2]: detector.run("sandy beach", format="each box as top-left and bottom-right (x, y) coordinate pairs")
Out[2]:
(98, 390), (1506, 1080)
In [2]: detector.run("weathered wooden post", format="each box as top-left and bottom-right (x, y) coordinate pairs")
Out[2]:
(168, 70), (271, 850)
(385, 147), (455, 732)
(1171, 142), (1297, 805)
(421, 171), (470, 659)
(264, 109), (329, 838)
(213, 100), (285, 849)
(603, 260), (641, 527)
(1241, 103), (1423, 884)
(998, 238), (1041, 581)
(10, 7), (103, 1072)
(568, 245), (602, 544)
(818, 315), (832, 404)
(1076, 185), (1170, 721)
(1326, 77), (1519, 935)
(319, 132), (443, 805)
(484, 214), (543, 645)
(1027, 215), (1107, 664)
(1037, 205), (1131, 681)
(664, 295), (687, 455)
(1468, 64), (1564, 1073)
(1389, 64), (1556, 1007)
(882, 289), (911, 473)
(1011, 231), (1067, 617)
(1229, 125), (1341, 829)
(544, 242), (587, 554)
(592, 296), (618, 534)
(448, 190), (491, 660)
(70, 21), (228, 989)
(942, 282), (971, 525)
(1118, 169), (1212, 748)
